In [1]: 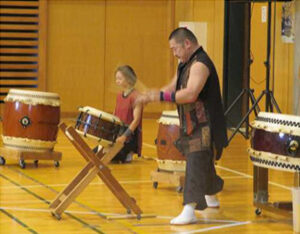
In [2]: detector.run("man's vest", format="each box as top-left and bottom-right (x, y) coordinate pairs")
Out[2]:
(176, 47), (228, 159)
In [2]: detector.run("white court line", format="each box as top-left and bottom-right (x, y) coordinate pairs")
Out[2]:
(0, 206), (248, 227)
(142, 143), (156, 149)
(221, 176), (247, 180)
(0, 163), (290, 192)
(215, 165), (253, 179)
(268, 181), (292, 191)
(0, 141), (291, 233)
(216, 165), (292, 191)
(0, 207), (52, 213)
(0, 180), (152, 190)
(143, 141), (292, 191)
(0, 206), (122, 216)
(178, 221), (252, 233)
(157, 216), (243, 223)
(0, 175), (245, 190)
(0, 200), (43, 204)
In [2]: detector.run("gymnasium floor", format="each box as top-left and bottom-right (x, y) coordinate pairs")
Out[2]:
(0, 118), (295, 233)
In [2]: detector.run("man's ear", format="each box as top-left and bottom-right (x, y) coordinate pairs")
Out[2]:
(184, 39), (191, 49)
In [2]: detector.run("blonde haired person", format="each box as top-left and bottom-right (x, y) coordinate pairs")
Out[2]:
(112, 65), (143, 163)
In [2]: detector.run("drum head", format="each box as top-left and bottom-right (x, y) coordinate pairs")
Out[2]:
(252, 112), (300, 136)
(4, 89), (60, 106)
(158, 110), (179, 126)
(78, 106), (121, 124)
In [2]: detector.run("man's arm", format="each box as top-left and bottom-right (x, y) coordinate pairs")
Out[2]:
(174, 62), (209, 104)
(138, 62), (209, 104)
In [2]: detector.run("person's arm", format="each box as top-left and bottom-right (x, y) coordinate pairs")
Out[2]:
(134, 72), (177, 105)
(147, 62), (209, 104)
(127, 101), (143, 132)
(174, 62), (209, 104)
(116, 100), (143, 143)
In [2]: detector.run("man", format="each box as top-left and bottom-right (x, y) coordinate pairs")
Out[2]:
(139, 27), (228, 225)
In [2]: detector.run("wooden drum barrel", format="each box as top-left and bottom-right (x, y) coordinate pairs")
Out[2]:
(75, 106), (125, 144)
(2, 89), (60, 152)
(248, 112), (300, 172)
(156, 110), (186, 172)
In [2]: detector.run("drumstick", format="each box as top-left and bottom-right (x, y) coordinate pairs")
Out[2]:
(135, 80), (150, 93)
(107, 79), (150, 94)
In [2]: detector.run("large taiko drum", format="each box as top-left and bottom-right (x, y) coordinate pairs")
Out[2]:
(248, 112), (300, 172)
(156, 110), (186, 172)
(75, 106), (126, 144)
(2, 89), (60, 152)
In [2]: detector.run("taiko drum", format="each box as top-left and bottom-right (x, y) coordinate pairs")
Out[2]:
(75, 106), (125, 144)
(2, 89), (60, 152)
(249, 112), (300, 172)
(156, 110), (186, 172)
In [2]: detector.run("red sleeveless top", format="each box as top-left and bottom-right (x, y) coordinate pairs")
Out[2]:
(114, 89), (143, 156)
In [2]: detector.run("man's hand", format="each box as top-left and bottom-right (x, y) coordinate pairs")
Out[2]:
(147, 90), (160, 102)
(135, 89), (160, 106)
(135, 93), (151, 106)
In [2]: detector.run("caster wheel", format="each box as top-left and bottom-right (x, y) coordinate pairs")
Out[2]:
(153, 182), (158, 189)
(51, 212), (61, 220)
(0, 156), (6, 165)
(137, 214), (141, 220)
(19, 159), (26, 169)
(176, 186), (183, 193)
(255, 208), (262, 215)
(54, 161), (60, 167)
(34, 160), (38, 167)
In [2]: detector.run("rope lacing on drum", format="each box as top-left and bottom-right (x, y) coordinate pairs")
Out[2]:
(83, 109), (91, 137)
(256, 117), (300, 128)
(96, 113), (102, 130)
(250, 156), (300, 172)
(75, 111), (83, 129)
(111, 119), (119, 142)
(3, 143), (54, 151)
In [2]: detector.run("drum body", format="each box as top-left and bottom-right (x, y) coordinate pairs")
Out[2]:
(249, 112), (300, 172)
(156, 110), (186, 172)
(75, 106), (124, 143)
(2, 89), (60, 152)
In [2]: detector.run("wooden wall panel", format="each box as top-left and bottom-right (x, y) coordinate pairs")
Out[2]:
(43, 0), (294, 117)
(174, 0), (224, 89)
(47, 0), (105, 114)
(104, 0), (175, 114)
(194, 0), (224, 87)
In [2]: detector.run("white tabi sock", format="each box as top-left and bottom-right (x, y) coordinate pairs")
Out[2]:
(205, 195), (220, 208)
(170, 203), (197, 225)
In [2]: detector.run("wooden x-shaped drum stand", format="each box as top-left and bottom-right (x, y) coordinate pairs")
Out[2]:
(49, 123), (143, 220)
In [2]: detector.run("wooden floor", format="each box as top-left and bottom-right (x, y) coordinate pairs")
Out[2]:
(0, 118), (295, 233)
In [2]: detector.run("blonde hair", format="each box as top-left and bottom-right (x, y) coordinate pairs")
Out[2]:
(115, 65), (137, 87)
